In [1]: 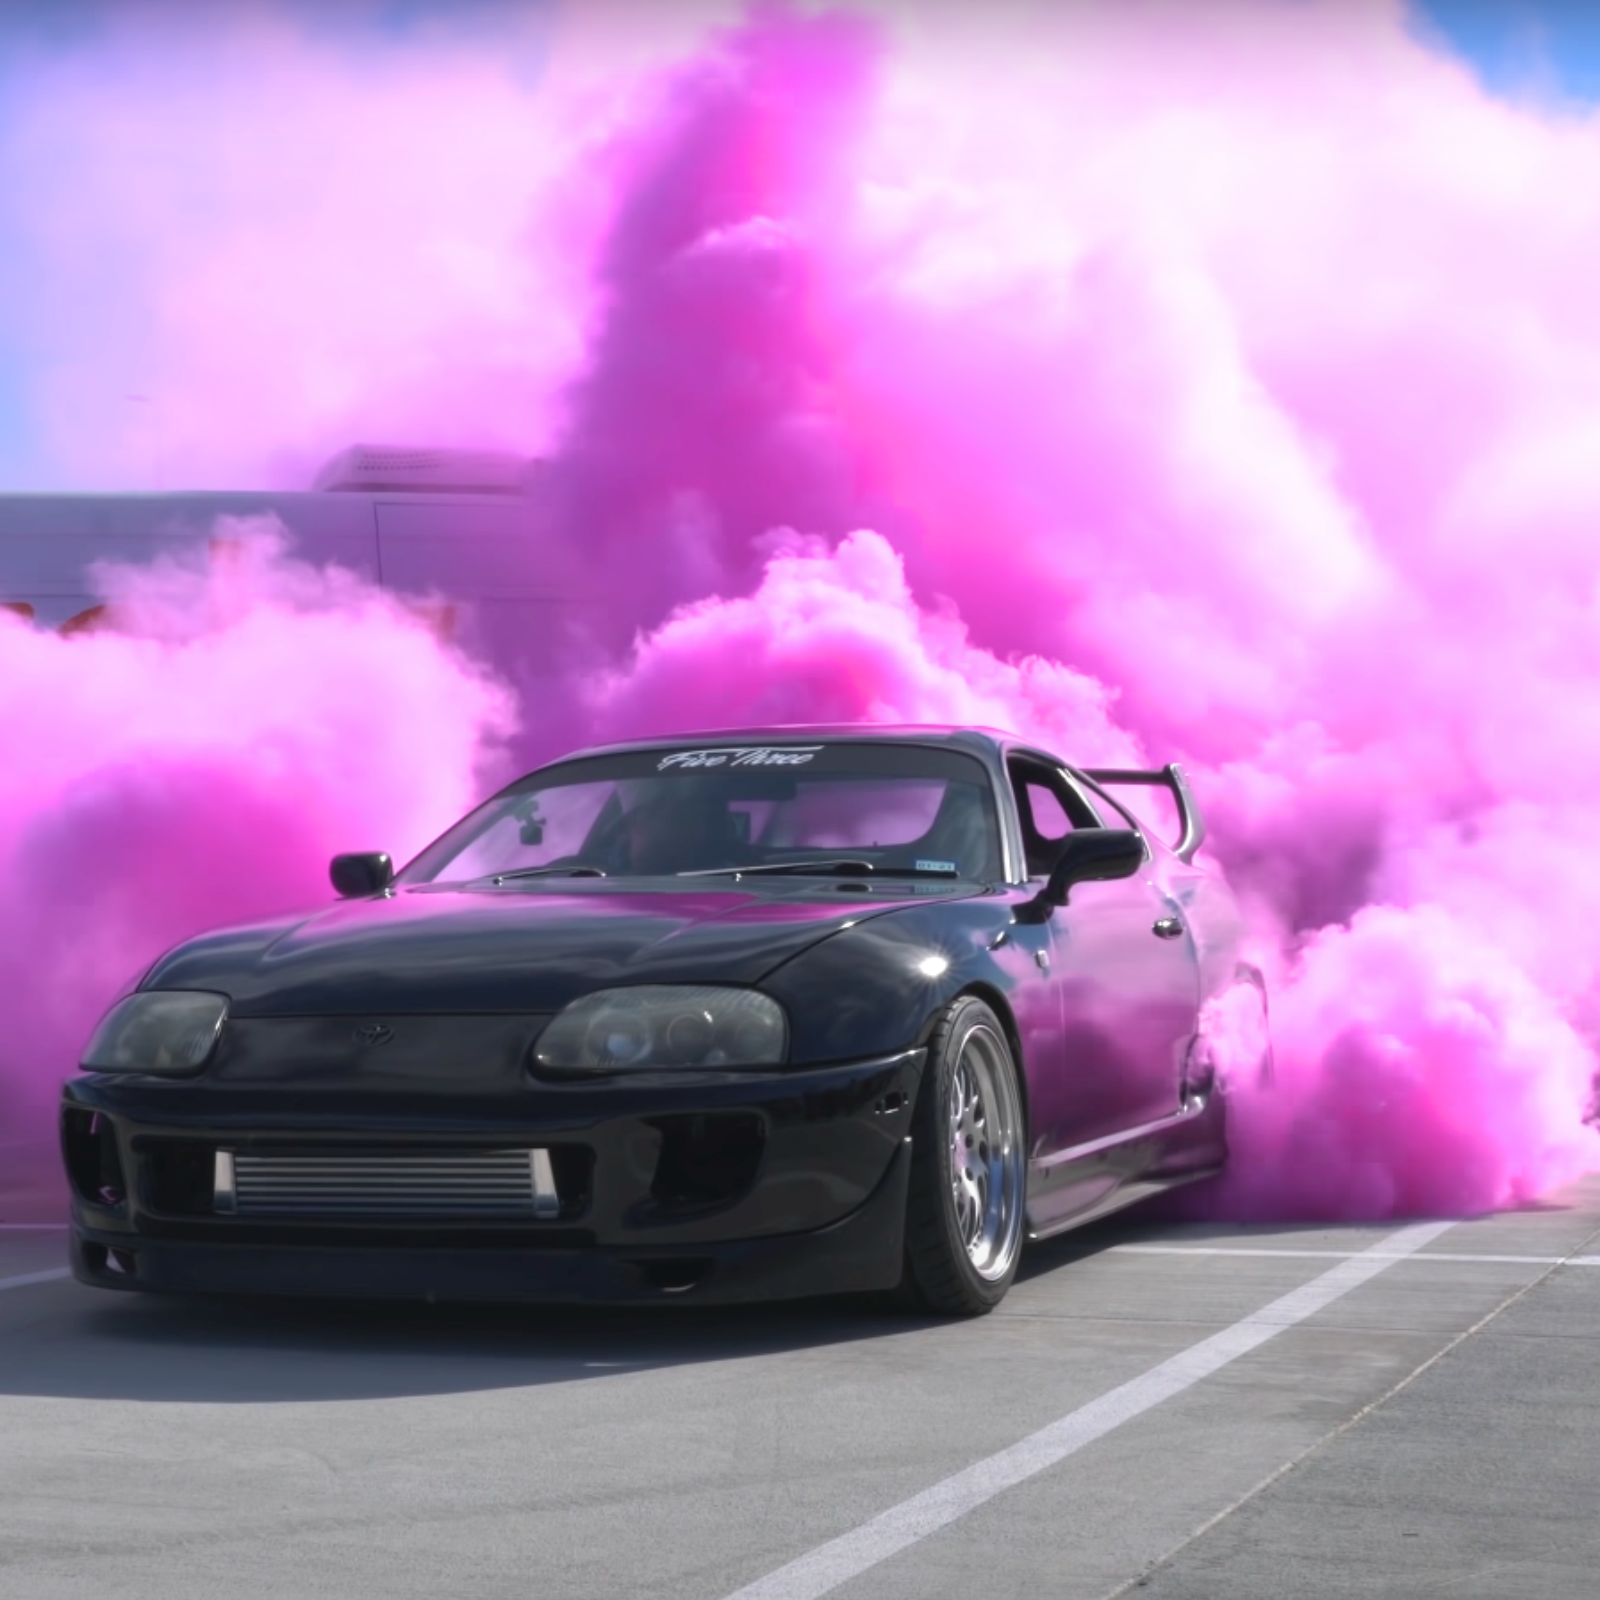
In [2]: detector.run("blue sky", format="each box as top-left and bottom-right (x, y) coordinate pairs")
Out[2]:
(0, 0), (1595, 491)
(1417, 0), (1600, 100)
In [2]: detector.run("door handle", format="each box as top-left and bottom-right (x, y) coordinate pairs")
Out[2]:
(1152, 916), (1184, 939)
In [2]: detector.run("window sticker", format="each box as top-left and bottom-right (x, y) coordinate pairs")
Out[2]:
(657, 746), (823, 771)
(915, 859), (959, 875)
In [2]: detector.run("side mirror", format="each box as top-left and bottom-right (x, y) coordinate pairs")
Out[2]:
(330, 852), (394, 898)
(1020, 829), (1144, 921)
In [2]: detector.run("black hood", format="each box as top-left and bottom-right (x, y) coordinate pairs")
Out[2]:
(142, 881), (972, 1017)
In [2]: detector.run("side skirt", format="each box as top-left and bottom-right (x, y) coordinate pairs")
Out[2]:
(1023, 1093), (1227, 1243)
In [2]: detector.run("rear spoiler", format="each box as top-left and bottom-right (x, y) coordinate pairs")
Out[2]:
(1081, 764), (1206, 864)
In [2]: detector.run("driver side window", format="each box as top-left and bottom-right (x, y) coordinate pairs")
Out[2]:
(1007, 759), (1101, 879)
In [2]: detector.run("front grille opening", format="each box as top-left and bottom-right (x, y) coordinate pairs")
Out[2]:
(232, 1148), (570, 1219)
(142, 1139), (215, 1216)
(547, 1146), (594, 1216)
(138, 1141), (595, 1223)
(646, 1112), (765, 1215)
(62, 1109), (127, 1211)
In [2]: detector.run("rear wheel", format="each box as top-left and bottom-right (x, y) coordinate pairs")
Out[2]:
(903, 996), (1027, 1316)
(1235, 963), (1275, 1088)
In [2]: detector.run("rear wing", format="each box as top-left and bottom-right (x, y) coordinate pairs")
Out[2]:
(1081, 764), (1206, 864)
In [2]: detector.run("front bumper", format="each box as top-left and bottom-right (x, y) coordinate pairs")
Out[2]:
(70, 1142), (910, 1305)
(60, 1048), (923, 1306)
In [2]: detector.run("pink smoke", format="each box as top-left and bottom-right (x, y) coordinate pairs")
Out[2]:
(548, 0), (1600, 1216)
(0, 530), (514, 1139)
(2, 1), (584, 491)
(584, 530), (1143, 767)
(1219, 905), (1597, 1218)
(6, 0), (1600, 1220)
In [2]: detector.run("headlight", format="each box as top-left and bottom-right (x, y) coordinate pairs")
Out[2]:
(535, 986), (788, 1073)
(80, 991), (229, 1075)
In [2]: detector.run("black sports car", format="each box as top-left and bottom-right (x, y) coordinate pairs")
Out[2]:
(61, 725), (1269, 1315)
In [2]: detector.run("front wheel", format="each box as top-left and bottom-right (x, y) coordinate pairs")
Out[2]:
(902, 996), (1027, 1316)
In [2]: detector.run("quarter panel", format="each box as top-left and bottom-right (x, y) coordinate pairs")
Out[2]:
(1164, 865), (1250, 1002)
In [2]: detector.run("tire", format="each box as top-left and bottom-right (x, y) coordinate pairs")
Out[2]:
(1227, 962), (1275, 1091)
(1237, 963), (1275, 1088)
(1189, 963), (1274, 1105)
(902, 995), (1027, 1316)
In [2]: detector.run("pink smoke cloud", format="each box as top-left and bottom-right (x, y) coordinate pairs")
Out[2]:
(0, 529), (514, 1135)
(1214, 904), (1599, 1218)
(6, 0), (1600, 1220)
(584, 529), (1144, 766)
(546, 0), (1600, 1215)
(2, 2), (587, 490)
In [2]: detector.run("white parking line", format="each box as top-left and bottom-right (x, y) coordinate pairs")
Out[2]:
(1113, 1245), (1600, 1266)
(0, 1268), (70, 1293)
(718, 1221), (1453, 1600)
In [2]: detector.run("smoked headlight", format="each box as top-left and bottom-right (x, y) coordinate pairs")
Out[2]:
(80, 991), (229, 1075)
(535, 986), (788, 1073)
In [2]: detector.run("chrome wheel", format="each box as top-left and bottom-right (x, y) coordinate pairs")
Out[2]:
(944, 1021), (1025, 1282)
(904, 995), (1028, 1315)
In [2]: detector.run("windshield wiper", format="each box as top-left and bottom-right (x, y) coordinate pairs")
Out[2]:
(486, 865), (608, 883)
(677, 860), (960, 880)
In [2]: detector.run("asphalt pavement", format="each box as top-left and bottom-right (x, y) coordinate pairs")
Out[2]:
(2, 1151), (1597, 1600)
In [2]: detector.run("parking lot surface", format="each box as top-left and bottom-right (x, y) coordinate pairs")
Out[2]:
(3, 1155), (1598, 1599)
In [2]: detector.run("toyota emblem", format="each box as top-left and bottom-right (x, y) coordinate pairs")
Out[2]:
(352, 1022), (395, 1048)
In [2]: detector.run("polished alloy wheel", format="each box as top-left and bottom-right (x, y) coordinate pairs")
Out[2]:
(944, 1021), (1025, 1282)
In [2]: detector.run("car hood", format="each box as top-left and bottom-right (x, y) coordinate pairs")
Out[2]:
(144, 882), (972, 1017)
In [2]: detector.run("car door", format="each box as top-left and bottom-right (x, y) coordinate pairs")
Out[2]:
(1007, 755), (1200, 1153)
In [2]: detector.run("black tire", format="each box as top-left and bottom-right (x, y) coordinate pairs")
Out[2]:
(1236, 963), (1275, 1088)
(1189, 963), (1273, 1106)
(1227, 962), (1274, 1090)
(902, 995), (1027, 1316)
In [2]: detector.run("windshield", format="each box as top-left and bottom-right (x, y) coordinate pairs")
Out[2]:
(399, 742), (1004, 884)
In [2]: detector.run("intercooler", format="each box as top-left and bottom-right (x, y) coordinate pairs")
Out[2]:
(212, 1148), (562, 1219)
